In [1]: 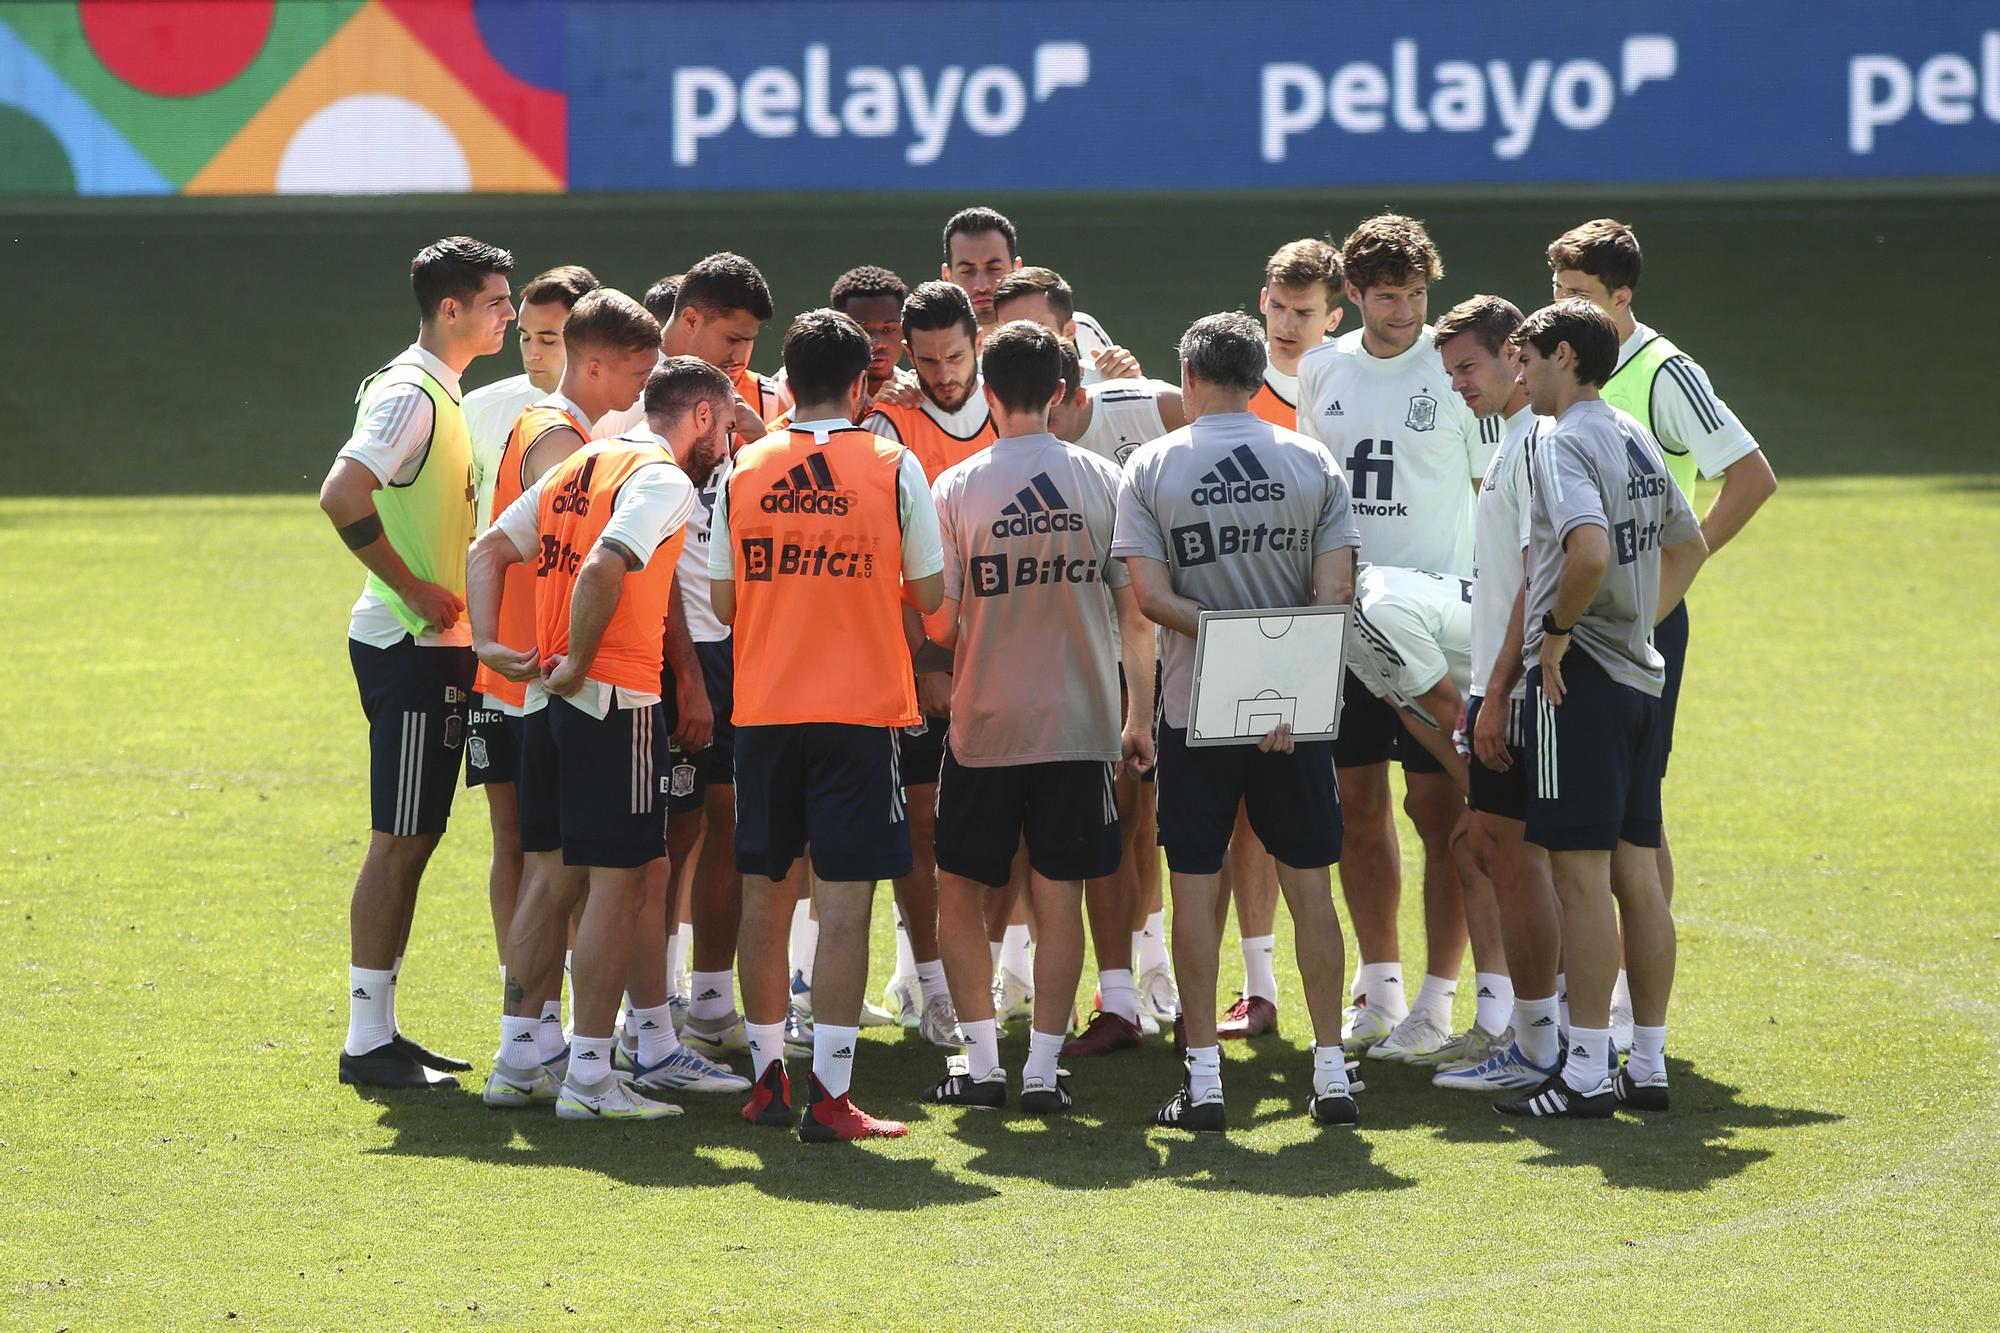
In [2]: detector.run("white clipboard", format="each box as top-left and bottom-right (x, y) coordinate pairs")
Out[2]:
(1185, 605), (1350, 747)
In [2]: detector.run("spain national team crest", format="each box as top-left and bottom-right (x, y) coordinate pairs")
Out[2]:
(467, 736), (489, 770)
(669, 762), (698, 799)
(1405, 394), (1438, 432)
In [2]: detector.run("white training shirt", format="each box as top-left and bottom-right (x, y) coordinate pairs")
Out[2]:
(1296, 326), (1494, 576)
(677, 451), (732, 644)
(1070, 378), (1173, 468)
(462, 372), (543, 529)
(589, 352), (665, 441)
(492, 434), (697, 718)
(336, 343), (470, 649)
(1616, 322), (1760, 479)
(1263, 361), (1299, 407)
(1348, 564), (1474, 730)
(1469, 403), (1541, 699)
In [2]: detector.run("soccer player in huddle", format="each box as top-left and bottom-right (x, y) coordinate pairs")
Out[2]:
(1217, 237), (1347, 1041)
(1115, 312), (1362, 1132)
(859, 281), (996, 1041)
(992, 267), (1142, 386)
(1298, 213), (1500, 1060)
(1501, 299), (1706, 1117)
(1546, 219), (1776, 1045)
(468, 354), (727, 1119)
(324, 236), (514, 1090)
(595, 252), (777, 442)
(1431, 295), (1569, 1093)
(919, 320), (1154, 1111)
(941, 206), (1133, 374)
(713, 310), (945, 1141)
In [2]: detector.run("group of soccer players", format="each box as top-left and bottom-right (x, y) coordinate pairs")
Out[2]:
(322, 203), (1775, 1138)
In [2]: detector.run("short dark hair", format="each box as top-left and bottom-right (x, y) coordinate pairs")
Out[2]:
(1513, 299), (1619, 387)
(1057, 337), (1085, 405)
(1179, 311), (1267, 393)
(1340, 213), (1443, 295)
(782, 309), (872, 404)
(411, 235), (514, 320)
(519, 264), (599, 311)
(942, 206), (1018, 264)
(1265, 239), (1342, 303)
(830, 265), (908, 311)
(981, 321), (1064, 414)
(1547, 218), (1642, 296)
(562, 288), (660, 357)
(643, 355), (734, 424)
(641, 273), (684, 324)
(901, 280), (978, 342)
(674, 252), (774, 322)
(1432, 295), (1525, 359)
(992, 266), (1073, 323)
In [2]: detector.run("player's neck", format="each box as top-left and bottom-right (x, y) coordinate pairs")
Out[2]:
(791, 399), (850, 424)
(1360, 328), (1418, 361)
(1501, 385), (1530, 419)
(1266, 342), (1300, 377)
(417, 323), (478, 376)
(1552, 382), (1601, 417)
(553, 373), (607, 425)
(1614, 308), (1639, 342)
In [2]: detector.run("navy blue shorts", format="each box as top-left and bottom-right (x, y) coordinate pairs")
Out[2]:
(1155, 724), (1342, 875)
(1465, 693), (1529, 822)
(658, 659), (709, 818)
(734, 722), (912, 882)
(1331, 670), (1446, 775)
(934, 749), (1122, 887)
(1654, 600), (1689, 776)
(465, 695), (522, 789)
(1523, 655), (1666, 853)
(695, 637), (736, 787)
(898, 713), (950, 788)
(349, 637), (473, 837)
(518, 697), (669, 869)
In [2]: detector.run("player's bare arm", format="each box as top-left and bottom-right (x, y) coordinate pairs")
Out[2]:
(666, 584), (714, 751)
(1656, 530), (1710, 626)
(1126, 555), (1203, 639)
(543, 540), (633, 696)
(521, 423), (586, 485)
(1113, 583), (1156, 775)
(1699, 449), (1776, 554)
(318, 457), (462, 632)
(1474, 582), (1529, 772)
(1540, 523), (1610, 705)
(467, 526), (537, 681)
(1310, 546), (1356, 608)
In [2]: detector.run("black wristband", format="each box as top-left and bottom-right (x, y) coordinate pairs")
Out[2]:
(338, 511), (384, 550)
(1540, 610), (1574, 638)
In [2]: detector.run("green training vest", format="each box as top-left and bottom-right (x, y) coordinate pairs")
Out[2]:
(351, 359), (475, 636)
(1601, 332), (1698, 500)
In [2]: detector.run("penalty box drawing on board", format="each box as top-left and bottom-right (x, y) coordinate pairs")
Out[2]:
(1187, 605), (1350, 747)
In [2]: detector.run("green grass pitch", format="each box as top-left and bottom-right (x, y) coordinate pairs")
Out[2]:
(4, 187), (1997, 1328)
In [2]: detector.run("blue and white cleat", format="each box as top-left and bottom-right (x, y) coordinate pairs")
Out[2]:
(1431, 1041), (1559, 1092)
(628, 1044), (752, 1094)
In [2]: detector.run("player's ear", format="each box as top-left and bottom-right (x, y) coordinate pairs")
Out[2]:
(1325, 306), (1344, 335)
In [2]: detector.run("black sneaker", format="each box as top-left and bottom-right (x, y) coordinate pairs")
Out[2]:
(339, 1043), (458, 1090)
(1614, 1066), (1670, 1112)
(925, 1070), (1007, 1109)
(1019, 1075), (1073, 1115)
(1152, 1081), (1225, 1133)
(393, 1031), (472, 1073)
(1495, 1071), (1615, 1119)
(1309, 1088), (1359, 1125)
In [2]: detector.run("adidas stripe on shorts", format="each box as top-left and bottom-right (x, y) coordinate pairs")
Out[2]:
(349, 636), (474, 838)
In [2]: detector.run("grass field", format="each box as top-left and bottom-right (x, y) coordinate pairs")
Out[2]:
(6, 189), (1999, 1328)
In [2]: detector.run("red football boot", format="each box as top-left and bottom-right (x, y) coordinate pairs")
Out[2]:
(740, 1059), (794, 1127)
(1061, 1009), (1144, 1057)
(798, 1075), (909, 1142)
(1217, 994), (1279, 1040)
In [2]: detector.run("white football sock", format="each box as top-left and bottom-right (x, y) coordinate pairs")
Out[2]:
(1025, 1028), (1064, 1088)
(568, 1035), (615, 1084)
(1241, 935), (1278, 1002)
(1186, 1045), (1223, 1100)
(1312, 1043), (1350, 1098)
(1097, 968), (1140, 1023)
(1474, 972), (1514, 1035)
(915, 958), (949, 1005)
(892, 901), (918, 980)
(562, 950), (574, 1019)
(344, 965), (395, 1056)
(1611, 968), (1633, 1013)
(1556, 971), (1570, 1033)
(999, 924), (1032, 979)
(1514, 994), (1561, 1067)
(1137, 911), (1170, 973)
(689, 970), (734, 1022)
(666, 929), (689, 998)
(537, 1001), (564, 1060)
(630, 1002), (678, 1065)
(498, 1015), (540, 1071)
(618, 993), (638, 1053)
(962, 1018), (1000, 1081)
(387, 954), (403, 1033)
(789, 899), (819, 986)
(1628, 1024), (1668, 1083)
(746, 1020), (786, 1079)
(1561, 1026), (1611, 1095)
(1412, 974), (1457, 1028)
(813, 1023), (860, 1098)
(1353, 962), (1407, 1021)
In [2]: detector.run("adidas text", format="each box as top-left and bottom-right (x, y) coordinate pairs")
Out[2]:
(760, 489), (853, 516)
(991, 509), (1083, 538)
(1191, 479), (1287, 506)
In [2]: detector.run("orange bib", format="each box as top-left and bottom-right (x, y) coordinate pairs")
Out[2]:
(869, 399), (997, 483)
(474, 402), (587, 705)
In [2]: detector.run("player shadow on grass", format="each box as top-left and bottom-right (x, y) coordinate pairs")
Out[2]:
(1351, 1053), (1841, 1191)
(357, 1090), (1000, 1211)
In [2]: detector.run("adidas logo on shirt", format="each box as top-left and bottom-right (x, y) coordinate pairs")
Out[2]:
(991, 472), (1083, 537)
(1191, 444), (1286, 505)
(759, 452), (853, 516)
(1323, 400), (1343, 416)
